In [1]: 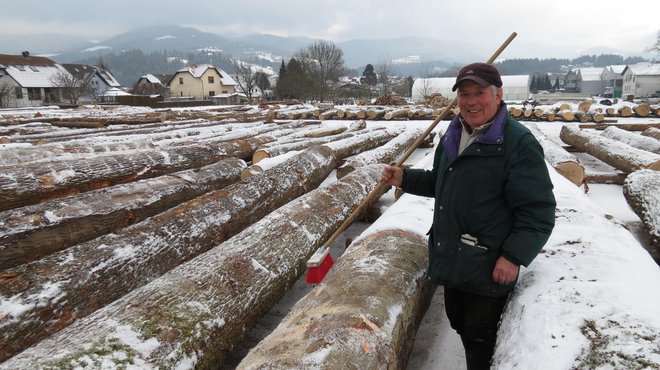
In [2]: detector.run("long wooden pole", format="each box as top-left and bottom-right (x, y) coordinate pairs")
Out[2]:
(308, 32), (518, 267)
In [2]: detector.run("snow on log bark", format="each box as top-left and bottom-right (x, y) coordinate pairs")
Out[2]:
(641, 127), (660, 140)
(0, 158), (247, 271)
(0, 164), (385, 369)
(492, 165), (660, 370)
(600, 126), (660, 154)
(336, 127), (424, 179)
(0, 134), (276, 212)
(321, 126), (404, 161)
(559, 124), (660, 173)
(623, 169), (660, 249)
(525, 123), (585, 186)
(0, 146), (336, 361)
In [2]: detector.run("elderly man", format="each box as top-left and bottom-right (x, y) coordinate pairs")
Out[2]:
(381, 63), (555, 369)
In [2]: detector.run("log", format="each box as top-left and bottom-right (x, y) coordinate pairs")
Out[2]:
(601, 126), (660, 154)
(0, 158), (246, 271)
(641, 127), (660, 140)
(238, 228), (434, 369)
(525, 123), (585, 186)
(322, 127), (404, 161)
(0, 146), (337, 361)
(559, 125), (660, 173)
(0, 134), (276, 212)
(623, 169), (660, 249)
(0, 164), (386, 369)
(336, 127), (424, 179)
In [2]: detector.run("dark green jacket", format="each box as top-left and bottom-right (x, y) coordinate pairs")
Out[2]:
(401, 104), (556, 297)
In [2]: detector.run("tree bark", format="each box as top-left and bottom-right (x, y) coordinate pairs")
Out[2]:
(336, 127), (424, 179)
(0, 134), (276, 212)
(641, 127), (660, 140)
(0, 158), (246, 271)
(601, 126), (660, 154)
(559, 125), (660, 173)
(526, 123), (585, 186)
(0, 165), (385, 369)
(0, 146), (336, 361)
(237, 228), (435, 370)
(623, 169), (660, 250)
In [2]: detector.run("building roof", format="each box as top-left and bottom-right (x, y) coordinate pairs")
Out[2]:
(623, 62), (660, 76)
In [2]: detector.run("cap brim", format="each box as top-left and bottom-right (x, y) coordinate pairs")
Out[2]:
(451, 76), (491, 91)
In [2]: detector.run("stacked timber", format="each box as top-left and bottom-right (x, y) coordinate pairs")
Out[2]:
(525, 123), (585, 186)
(623, 169), (660, 250)
(601, 126), (660, 154)
(0, 164), (387, 369)
(0, 146), (337, 361)
(0, 158), (246, 270)
(336, 127), (424, 179)
(559, 125), (660, 173)
(0, 133), (276, 212)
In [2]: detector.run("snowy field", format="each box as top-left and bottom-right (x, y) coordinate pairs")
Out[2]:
(1, 104), (658, 369)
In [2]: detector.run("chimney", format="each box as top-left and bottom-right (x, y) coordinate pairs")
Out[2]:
(21, 51), (30, 57)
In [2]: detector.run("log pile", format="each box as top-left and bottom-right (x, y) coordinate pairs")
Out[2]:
(1, 165), (387, 369)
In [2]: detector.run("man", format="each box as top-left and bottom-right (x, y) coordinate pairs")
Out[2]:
(381, 63), (556, 369)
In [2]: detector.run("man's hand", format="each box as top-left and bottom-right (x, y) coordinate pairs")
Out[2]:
(381, 165), (403, 187)
(492, 256), (519, 285)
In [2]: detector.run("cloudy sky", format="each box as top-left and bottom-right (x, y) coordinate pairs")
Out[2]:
(2, 0), (658, 59)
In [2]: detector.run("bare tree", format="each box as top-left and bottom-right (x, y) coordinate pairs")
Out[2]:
(376, 59), (392, 95)
(0, 81), (15, 108)
(50, 71), (93, 104)
(295, 41), (345, 102)
(233, 61), (258, 100)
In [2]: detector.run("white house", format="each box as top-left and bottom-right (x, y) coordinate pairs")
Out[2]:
(622, 62), (660, 98)
(0, 52), (70, 107)
(412, 75), (530, 103)
(576, 67), (604, 96)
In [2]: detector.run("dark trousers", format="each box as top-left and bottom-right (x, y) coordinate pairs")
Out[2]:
(444, 287), (509, 370)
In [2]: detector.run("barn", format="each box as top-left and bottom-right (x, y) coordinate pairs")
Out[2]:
(412, 75), (530, 103)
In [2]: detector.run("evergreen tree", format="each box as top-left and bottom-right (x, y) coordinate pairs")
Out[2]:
(360, 64), (377, 86)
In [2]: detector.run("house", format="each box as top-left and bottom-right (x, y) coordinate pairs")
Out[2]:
(167, 64), (236, 101)
(61, 63), (122, 103)
(576, 67), (604, 96)
(411, 75), (530, 103)
(133, 73), (172, 96)
(622, 62), (660, 98)
(0, 52), (70, 108)
(600, 65), (626, 98)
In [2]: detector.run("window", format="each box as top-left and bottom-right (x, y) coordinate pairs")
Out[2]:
(208, 76), (214, 83)
(209, 91), (215, 96)
(27, 88), (41, 101)
(179, 77), (184, 85)
(15, 87), (23, 99)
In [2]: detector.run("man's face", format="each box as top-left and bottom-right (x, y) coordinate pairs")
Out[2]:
(457, 80), (503, 128)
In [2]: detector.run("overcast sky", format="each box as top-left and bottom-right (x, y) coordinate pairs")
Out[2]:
(2, 0), (658, 59)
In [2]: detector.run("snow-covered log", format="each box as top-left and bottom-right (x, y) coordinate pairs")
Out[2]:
(641, 127), (660, 140)
(492, 164), (660, 370)
(336, 127), (424, 179)
(623, 169), (660, 249)
(0, 158), (246, 271)
(321, 127), (404, 161)
(0, 134), (276, 212)
(559, 124), (660, 173)
(601, 126), (660, 154)
(237, 201), (436, 369)
(0, 164), (385, 369)
(525, 123), (585, 186)
(0, 146), (336, 361)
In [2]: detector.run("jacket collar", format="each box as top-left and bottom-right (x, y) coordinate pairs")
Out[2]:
(443, 102), (508, 164)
